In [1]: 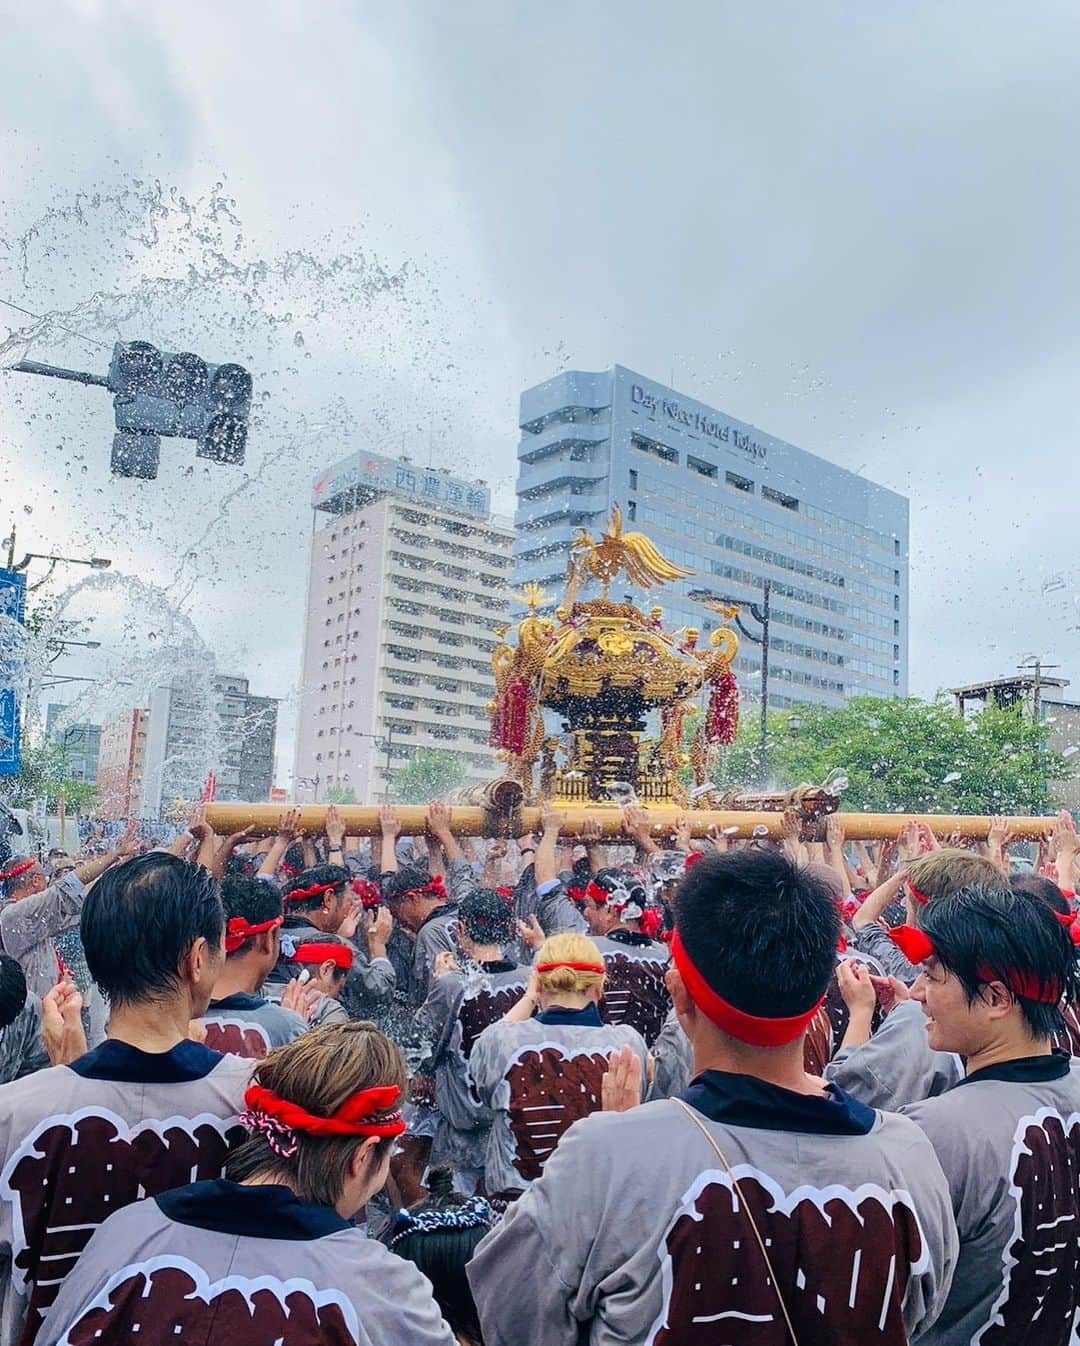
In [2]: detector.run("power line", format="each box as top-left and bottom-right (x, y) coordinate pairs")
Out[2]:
(0, 296), (111, 352)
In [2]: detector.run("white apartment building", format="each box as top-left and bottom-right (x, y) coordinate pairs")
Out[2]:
(295, 451), (513, 801)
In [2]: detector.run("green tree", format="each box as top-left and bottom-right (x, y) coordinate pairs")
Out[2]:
(0, 741), (101, 813)
(325, 785), (357, 804)
(389, 748), (468, 805)
(702, 695), (1069, 814)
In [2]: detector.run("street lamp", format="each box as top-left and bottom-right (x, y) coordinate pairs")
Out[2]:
(4, 529), (112, 591)
(787, 712), (803, 740)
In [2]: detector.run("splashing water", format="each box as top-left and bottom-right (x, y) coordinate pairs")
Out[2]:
(0, 178), (507, 803)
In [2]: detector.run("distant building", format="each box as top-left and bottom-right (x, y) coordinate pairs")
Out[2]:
(45, 704), (101, 785)
(295, 449), (513, 801)
(140, 675), (279, 817)
(96, 709), (149, 819)
(952, 672), (1080, 811)
(514, 366), (909, 709)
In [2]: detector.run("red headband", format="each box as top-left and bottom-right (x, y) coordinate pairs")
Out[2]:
(243, 1083), (406, 1139)
(889, 924), (1063, 1003)
(225, 915), (284, 954)
(291, 942), (354, 970)
(567, 886), (588, 905)
(670, 930), (824, 1047)
(285, 881), (342, 904)
(535, 960), (605, 974)
(907, 880), (932, 907)
(0, 860), (37, 884)
(398, 875), (447, 902)
(683, 850), (706, 871)
(889, 924), (937, 965)
(1054, 909), (1080, 947)
(351, 879), (382, 910)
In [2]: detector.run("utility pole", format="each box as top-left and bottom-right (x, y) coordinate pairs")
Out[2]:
(758, 579), (771, 786)
(1019, 657), (1059, 812)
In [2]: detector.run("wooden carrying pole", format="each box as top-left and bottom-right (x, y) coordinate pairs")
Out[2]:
(203, 803), (1057, 843)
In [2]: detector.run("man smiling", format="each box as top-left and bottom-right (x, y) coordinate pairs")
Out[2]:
(893, 885), (1080, 1346)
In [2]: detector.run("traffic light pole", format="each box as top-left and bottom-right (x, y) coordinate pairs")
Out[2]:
(12, 359), (109, 388)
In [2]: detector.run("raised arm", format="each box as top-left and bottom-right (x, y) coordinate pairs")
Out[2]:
(534, 801), (561, 889)
(257, 809), (303, 878)
(378, 805), (401, 875)
(622, 804), (660, 857)
(426, 800), (464, 864)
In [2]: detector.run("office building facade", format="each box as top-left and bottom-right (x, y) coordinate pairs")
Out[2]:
(45, 704), (101, 785)
(514, 366), (909, 709)
(95, 709), (149, 819)
(140, 675), (278, 817)
(294, 450), (513, 801)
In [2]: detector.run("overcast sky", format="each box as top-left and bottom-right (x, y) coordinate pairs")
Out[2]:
(1, 1), (1078, 783)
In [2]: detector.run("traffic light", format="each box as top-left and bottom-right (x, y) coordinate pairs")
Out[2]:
(107, 342), (253, 479)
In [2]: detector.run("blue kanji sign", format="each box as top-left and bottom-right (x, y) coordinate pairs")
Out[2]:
(0, 568), (27, 779)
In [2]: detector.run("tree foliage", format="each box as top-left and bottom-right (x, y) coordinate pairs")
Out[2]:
(324, 785), (357, 804)
(388, 748), (468, 805)
(705, 695), (1070, 815)
(0, 740), (100, 812)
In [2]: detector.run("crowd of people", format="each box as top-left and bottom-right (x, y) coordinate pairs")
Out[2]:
(0, 795), (1077, 1343)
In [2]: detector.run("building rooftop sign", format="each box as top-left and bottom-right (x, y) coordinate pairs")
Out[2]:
(312, 448), (490, 519)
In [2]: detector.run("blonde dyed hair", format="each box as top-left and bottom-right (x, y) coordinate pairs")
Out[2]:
(536, 931), (606, 997)
(907, 849), (1007, 903)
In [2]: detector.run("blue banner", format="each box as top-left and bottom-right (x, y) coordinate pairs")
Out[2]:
(0, 568), (27, 779)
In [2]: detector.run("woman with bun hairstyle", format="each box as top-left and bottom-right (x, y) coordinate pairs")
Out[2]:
(467, 931), (648, 1208)
(37, 1023), (456, 1346)
(386, 1167), (494, 1346)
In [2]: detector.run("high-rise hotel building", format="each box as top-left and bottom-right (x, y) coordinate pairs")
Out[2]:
(294, 450), (513, 800)
(513, 366), (909, 708)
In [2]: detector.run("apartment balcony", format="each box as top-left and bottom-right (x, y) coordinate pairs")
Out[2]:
(516, 491), (608, 532)
(517, 419), (610, 465)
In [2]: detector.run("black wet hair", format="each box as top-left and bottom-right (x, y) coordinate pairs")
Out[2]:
(1010, 873), (1071, 917)
(675, 849), (839, 1017)
(382, 864), (439, 905)
(81, 854), (224, 1007)
(459, 888), (516, 948)
(282, 865), (350, 923)
(221, 875), (284, 958)
(591, 867), (647, 904)
(283, 842), (306, 872)
(920, 883), (1078, 1038)
(386, 1168), (491, 1345)
(0, 953), (27, 1030)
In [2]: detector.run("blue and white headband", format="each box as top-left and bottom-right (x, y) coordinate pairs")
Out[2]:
(388, 1195), (494, 1248)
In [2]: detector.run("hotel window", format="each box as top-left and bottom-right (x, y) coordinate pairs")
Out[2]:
(725, 471), (754, 494)
(762, 485), (799, 511)
(687, 455), (717, 480)
(629, 468), (638, 490)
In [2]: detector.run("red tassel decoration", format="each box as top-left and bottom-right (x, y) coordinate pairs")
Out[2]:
(705, 669), (740, 746)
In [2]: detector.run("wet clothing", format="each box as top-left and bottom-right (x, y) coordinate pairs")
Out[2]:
(468, 1004), (648, 1202)
(827, 1000), (964, 1110)
(852, 920), (919, 984)
(0, 1038), (250, 1345)
(0, 994), (47, 1086)
(37, 1180), (455, 1346)
(0, 872), (87, 998)
(902, 1052), (1080, 1346)
(270, 918), (394, 1022)
(414, 960), (527, 1175)
(591, 933), (671, 1047)
(648, 1006), (693, 1101)
(200, 991), (308, 1060)
(469, 1069), (958, 1346)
